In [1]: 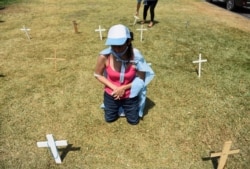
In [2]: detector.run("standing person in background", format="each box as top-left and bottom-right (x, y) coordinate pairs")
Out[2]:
(142, 0), (158, 27)
(135, 0), (143, 17)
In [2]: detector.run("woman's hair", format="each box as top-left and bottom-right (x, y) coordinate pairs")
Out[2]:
(130, 32), (134, 41)
(126, 31), (134, 60)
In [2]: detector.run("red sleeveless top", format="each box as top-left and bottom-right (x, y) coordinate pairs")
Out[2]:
(105, 56), (137, 99)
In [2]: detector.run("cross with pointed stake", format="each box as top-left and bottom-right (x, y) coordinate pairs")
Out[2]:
(137, 25), (147, 42)
(95, 25), (106, 40)
(192, 53), (207, 78)
(20, 25), (31, 40)
(133, 15), (140, 25)
(37, 134), (68, 164)
(44, 49), (66, 71)
(210, 141), (240, 169)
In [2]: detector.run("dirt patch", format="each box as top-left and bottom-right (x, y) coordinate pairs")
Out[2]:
(190, 1), (250, 32)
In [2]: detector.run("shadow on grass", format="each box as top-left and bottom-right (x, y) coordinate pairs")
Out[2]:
(201, 151), (219, 169)
(0, 74), (6, 77)
(242, 58), (250, 71)
(141, 97), (155, 120)
(59, 144), (81, 162)
(134, 20), (160, 27)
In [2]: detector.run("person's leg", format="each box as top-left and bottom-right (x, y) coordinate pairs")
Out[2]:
(148, 0), (158, 27)
(136, 1), (141, 16)
(143, 4), (150, 23)
(122, 96), (140, 125)
(103, 92), (120, 123)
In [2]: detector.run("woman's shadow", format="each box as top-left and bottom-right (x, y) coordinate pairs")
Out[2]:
(142, 97), (155, 119)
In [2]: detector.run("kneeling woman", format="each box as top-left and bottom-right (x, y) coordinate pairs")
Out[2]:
(94, 24), (154, 125)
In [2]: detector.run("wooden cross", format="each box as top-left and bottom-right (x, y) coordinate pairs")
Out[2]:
(20, 25), (31, 40)
(210, 141), (240, 169)
(72, 21), (78, 33)
(185, 20), (190, 29)
(37, 134), (68, 164)
(44, 49), (65, 71)
(133, 15), (140, 25)
(95, 25), (106, 40)
(137, 25), (147, 42)
(192, 53), (207, 78)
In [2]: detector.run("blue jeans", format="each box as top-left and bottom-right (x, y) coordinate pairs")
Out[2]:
(103, 92), (140, 125)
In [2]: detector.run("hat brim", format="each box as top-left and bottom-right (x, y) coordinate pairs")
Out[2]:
(105, 38), (127, 46)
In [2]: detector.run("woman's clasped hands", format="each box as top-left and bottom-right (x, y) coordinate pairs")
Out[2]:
(111, 86), (126, 100)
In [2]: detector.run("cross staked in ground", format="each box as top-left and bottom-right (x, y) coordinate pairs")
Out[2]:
(95, 25), (106, 40)
(72, 20), (78, 33)
(20, 25), (31, 40)
(192, 53), (207, 78)
(136, 25), (147, 42)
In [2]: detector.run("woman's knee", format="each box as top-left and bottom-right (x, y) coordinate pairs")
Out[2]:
(105, 112), (119, 123)
(127, 117), (140, 125)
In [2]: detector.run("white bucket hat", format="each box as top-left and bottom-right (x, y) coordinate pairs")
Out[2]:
(105, 24), (131, 46)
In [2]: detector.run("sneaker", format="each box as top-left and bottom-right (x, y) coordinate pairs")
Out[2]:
(119, 112), (126, 117)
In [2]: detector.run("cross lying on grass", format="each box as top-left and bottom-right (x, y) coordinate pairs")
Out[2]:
(44, 49), (66, 71)
(37, 134), (68, 164)
(210, 141), (240, 169)
(95, 25), (106, 40)
(20, 25), (31, 40)
(136, 25), (147, 42)
(192, 53), (207, 78)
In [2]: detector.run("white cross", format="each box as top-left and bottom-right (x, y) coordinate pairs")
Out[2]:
(95, 25), (106, 40)
(192, 53), (207, 78)
(20, 25), (31, 40)
(37, 134), (68, 164)
(136, 25), (147, 42)
(133, 15), (140, 25)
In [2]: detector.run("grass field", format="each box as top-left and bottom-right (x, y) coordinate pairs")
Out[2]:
(0, 0), (249, 168)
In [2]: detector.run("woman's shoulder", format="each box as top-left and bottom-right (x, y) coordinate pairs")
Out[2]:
(100, 47), (111, 55)
(133, 48), (144, 61)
